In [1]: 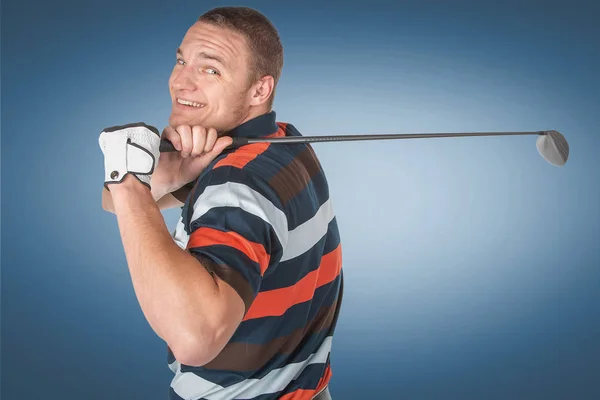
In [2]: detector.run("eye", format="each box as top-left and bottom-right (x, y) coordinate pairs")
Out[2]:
(176, 58), (186, 66)
(203, 68), (220, 75)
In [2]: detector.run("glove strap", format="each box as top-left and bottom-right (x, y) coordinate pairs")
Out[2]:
(103, 134), (129, 186)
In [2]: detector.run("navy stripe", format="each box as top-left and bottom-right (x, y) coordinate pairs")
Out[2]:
(322, 217), (341, 254)
(189, 246), (262, 296)
(261, 233), (326, 290)
(232, 275), (341, 344)
(228, 111), (279, 139)
(179, 327), (333, 386)
(207, 152), (289, 191)
(261, 217), (340, 291)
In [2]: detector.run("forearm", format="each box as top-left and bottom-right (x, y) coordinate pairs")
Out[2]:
(109, 176), (230, 364)
(102, 185), (183, 213)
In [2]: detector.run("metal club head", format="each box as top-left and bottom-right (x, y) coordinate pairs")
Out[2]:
(536, 130), (569, 166)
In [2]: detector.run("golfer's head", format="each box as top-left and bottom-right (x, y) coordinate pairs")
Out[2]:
(168, 7), (284, 133)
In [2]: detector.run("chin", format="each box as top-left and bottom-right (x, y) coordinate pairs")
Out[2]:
(169, 114), (196, 128)
(169, 109), (208, 128)
(168, 114), (183, 126)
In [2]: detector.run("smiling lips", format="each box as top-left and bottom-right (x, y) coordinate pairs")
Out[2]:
(176, 98), (205, 108)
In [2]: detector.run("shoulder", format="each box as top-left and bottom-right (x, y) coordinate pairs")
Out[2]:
(182, 152), (290, 255)
(195, 145), (284, 204)
(213, 121), (303, 173)
(186, 147), (289, 234)
(194, 123), (299, 200)
(186, 120), (324, 216)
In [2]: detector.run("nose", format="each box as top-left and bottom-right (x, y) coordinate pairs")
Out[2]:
(171, 65), (196, 92)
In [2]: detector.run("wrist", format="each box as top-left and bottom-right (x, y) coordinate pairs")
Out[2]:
(149, 176), (174, 201)
(108, 174), (158, 217)
(108, 174), (151, 196)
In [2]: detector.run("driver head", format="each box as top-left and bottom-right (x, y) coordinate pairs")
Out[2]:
(536, 130), (569, 166)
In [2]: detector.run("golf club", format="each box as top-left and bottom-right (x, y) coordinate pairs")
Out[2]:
(159, 129), (569, 166)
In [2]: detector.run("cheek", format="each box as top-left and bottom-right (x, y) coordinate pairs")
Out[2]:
(206, 83), (228, 102)
(168, 76), (175, 95)
(220, 90), (244, 110)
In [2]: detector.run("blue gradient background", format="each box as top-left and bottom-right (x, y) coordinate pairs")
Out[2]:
(2, 0), (599, 399)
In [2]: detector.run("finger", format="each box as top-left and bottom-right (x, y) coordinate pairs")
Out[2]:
(162, 126), (182, 151)
(191, 126), (207, 157)
(211, 136), (234, 154)
(204, 128), (218, 153)
(187, 135), (233, 174)
(177, 125), (193, 157)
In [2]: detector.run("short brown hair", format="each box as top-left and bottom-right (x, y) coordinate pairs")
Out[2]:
(198, 7), (284, 108)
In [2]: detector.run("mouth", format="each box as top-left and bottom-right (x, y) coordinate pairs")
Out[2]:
(176, 98), (205, 108)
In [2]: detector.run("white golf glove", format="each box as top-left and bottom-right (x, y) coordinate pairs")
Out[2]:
(98, 123), (161, 189)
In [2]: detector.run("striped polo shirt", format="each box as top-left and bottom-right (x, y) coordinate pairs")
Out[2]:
(168, 111), (344, 400)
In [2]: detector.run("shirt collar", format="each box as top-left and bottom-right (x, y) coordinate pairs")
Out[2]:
(227, 111), (279, 138)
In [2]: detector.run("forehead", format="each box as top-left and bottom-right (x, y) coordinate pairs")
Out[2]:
(179, 22), (249, 65)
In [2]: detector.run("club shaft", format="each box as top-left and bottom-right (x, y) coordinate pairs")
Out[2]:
(241, 131), (545, 144)
(160, 130), (549, 152)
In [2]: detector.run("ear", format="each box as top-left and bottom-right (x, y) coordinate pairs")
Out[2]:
(249, 75), (275, 107)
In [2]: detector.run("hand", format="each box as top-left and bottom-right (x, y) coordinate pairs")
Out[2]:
(98, 123), (161, 190)
(151, 125), (233, 199)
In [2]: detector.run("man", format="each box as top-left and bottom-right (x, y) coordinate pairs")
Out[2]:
(99, 6), (343, 400)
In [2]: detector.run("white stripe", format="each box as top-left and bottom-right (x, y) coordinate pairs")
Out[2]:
(171, 365), (225, 399)
(170, 336), (332, 400)
(190, 182), (288, 249)
(172, 215), (189, 249)
(281, 199), (335, 262)
(169, 360), (180, 374)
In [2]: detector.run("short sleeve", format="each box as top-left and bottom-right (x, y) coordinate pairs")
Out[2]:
(184, 167), (288, 313)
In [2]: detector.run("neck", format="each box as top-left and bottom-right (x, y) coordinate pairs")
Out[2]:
(242, 104), (271, 124)
(220, 105), (270, 136)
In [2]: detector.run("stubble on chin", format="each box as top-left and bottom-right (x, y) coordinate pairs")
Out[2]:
(168, 112), (203, 129)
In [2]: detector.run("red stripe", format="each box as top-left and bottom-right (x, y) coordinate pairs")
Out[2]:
(243, 244), (342, 321)
(315, 365), (332, 395)
(214, 124), (286, 169)
(187, 227), (270, 276)
(214, 142), (270, 169)
(275, 122), (288, 134)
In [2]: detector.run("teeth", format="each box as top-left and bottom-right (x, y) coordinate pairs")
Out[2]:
(177, 98), (203, 108)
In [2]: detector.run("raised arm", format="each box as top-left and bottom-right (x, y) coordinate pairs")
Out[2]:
(98, 122), (238, 365)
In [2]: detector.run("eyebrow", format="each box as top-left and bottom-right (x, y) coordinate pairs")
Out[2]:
(176, 47), (227, 68)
